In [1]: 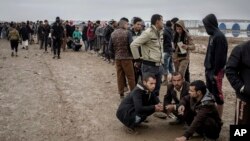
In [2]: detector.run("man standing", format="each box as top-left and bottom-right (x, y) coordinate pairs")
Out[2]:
(104, 20), (117, 63)
(162, 20), (174, 85)
(42, 20), (51, 53)
(8, 23), (20, 57)
(130, 14), (164, 97)
(52, 17), (64, 59)
(202, 14), (228, 118)
(38, 21), (44, 49)
(116, 73), (163, 133)
(175, 80), (222, 141)
(109, 18), (135, 99)
(226, 40), (250, 125)
(130, 17), (143, 84)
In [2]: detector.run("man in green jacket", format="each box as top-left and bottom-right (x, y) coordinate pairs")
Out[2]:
(130, 14), (164, 97)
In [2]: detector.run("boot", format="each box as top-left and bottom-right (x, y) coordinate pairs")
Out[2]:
(11, 52), (14, 57)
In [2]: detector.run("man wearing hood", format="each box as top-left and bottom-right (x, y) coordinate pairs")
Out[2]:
(116, 73), (163, 134)
(202, 14), (228, 118)
(52, 17), (64, 59)
(226, 40), (250, 125)
(175, 80), (222, 141)
(172, 20), (195, 81)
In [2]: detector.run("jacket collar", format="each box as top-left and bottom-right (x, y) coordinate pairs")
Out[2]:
(137, 83), (150, 94)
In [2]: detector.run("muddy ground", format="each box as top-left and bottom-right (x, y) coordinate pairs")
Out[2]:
(0, 37), (248, 141)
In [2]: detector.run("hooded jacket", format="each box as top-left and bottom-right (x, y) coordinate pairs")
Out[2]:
(226, 41), (250, 102)
(173, 20), (195, 60)
(203, 14), (228, 76)
(116, 83), (160, 128)
(180, 90), (222, 139)
(8, 27), (20, 41)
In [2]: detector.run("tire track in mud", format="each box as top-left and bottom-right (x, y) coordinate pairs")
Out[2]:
(41, 55), (81, 140)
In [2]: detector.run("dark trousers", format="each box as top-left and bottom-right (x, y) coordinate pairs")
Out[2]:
(195, 118), (222, 139)
(185, 63), (190, 82)
(104, 43), (111, 60)
(10, 40), (19, 52)
(141, 63), (163, 96)
(184, 107), (222, 139)
(40, 36), (49, 51)
(53, 39), (62, 57)
(205, 70), (224, 105)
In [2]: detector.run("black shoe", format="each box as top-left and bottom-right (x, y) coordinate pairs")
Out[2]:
(58, 56), (61, 59)
(53, 56), (56, 59)
(11, 52), (14, 57)
(123, 126), (138, 135)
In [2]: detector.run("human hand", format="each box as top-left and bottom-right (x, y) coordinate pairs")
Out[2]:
(165, 104), (176, 113)
(175, 136), (187, 141)
(134, 62), (141, 69)
(178, 105), (185, 115)
(181, 44), (188, 50)
(155, 103), (163, 112)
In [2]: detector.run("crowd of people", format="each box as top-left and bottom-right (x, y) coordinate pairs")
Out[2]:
(1, 13), (250, 141)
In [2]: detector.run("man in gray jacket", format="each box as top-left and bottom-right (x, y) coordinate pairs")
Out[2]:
(130, 14), (164, 97)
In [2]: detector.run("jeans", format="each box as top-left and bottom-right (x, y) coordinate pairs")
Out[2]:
(141, 63), (163, 96)
(163, 52), (174, 75)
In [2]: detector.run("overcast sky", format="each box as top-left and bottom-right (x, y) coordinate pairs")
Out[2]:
(0, 0), (249, 22)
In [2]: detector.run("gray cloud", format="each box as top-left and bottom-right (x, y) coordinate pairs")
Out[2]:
(0, 0), (249, 21)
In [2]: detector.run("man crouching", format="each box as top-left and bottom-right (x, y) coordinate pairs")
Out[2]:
(175, 80), (222, 141)
(116, 73), (163, 134)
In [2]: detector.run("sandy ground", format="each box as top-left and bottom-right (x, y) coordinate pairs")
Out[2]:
(0, 37), (246, 141)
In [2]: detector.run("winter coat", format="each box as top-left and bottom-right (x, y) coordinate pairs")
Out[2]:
(226, 40), (250, 102)
(116, 83), (160, 128)
(203, 14), (228, 76)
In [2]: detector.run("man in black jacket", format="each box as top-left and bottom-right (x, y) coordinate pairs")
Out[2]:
(175, 80), (222, 141)
(52, 17), (64, 59)
(225, 40), (250, 124)
(163, 72), (189, 124)
(103, 20), (117, 62)
(41, 20), (51, 53)
(116, 73), (163, 133)
(130, 17), (143, 84)
(202, 14), (228, 118)
(162, 20), (174, 85)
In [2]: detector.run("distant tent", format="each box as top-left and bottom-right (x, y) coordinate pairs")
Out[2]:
(247, 24), (250, 37)
(232, 23), (241, 37)
(219, 23), (226, 34)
